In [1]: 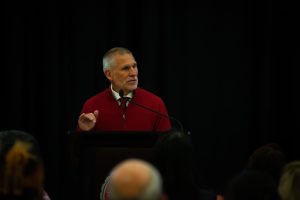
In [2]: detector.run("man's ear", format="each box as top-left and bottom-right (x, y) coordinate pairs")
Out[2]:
(104, 69), (112, 81)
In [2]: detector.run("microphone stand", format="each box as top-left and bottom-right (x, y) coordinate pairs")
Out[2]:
(128, 99), (184, 132)
(119, 89), (184, 132)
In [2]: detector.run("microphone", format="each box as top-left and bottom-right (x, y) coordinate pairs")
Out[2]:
(119, 89), (125, 99)
(119, 89), (184, 132)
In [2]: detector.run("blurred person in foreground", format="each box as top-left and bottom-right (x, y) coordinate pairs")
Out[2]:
(154, 129), (219, 200)
(278, 160), (300, 200)
(0, 130), (48, 200)
(246, 143), (287, 183)
(100, 158), (165, 200)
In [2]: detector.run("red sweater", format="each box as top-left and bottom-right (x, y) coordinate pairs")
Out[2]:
(80, 87), (172, 131)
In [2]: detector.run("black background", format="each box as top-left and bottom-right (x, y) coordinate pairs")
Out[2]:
(1, 0), (299, 199)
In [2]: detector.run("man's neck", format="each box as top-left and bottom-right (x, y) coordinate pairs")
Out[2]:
(110, 85), (133, 99)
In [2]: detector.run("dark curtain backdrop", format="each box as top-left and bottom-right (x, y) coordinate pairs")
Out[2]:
(1, 0), (299, 199)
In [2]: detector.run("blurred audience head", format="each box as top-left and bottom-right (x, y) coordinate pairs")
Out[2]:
(0, 130), (44, 200)
(108, 158), (163, 200)
(278, 160), (300, 200)
(246, 143), (287, 182)
(154, 129), (204, 200)
(154, 129), (195, 180)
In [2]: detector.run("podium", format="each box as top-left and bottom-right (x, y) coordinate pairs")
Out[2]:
(64, 131), (162, 200)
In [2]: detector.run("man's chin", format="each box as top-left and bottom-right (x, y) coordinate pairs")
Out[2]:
(125, 86), (138, 92)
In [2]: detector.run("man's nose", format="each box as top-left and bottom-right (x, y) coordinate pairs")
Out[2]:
(129, 67), (137, 76)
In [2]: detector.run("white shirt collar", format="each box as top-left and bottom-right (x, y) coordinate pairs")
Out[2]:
(110, 85), (133, 100)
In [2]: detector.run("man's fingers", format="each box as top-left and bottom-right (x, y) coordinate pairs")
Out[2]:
(79, 113), (96, 121)
(85, 113), (96, 121)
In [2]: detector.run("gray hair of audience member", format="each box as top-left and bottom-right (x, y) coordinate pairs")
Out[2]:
(102, 47), (133, 72)
(108, 159), (163, 200)
(278, 161), (300, 200)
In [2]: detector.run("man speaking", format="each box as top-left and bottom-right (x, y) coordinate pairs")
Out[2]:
(77, 47), (171, 132)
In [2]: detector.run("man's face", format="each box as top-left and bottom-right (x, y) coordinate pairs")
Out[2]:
(105, 53), (138, 95)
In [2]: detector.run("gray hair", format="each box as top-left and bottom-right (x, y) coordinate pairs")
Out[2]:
(102, 47), (133, 72)
(108, 159), (163, 200)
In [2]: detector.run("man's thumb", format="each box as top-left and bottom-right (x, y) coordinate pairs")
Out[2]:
(94, 110), (99, 118)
